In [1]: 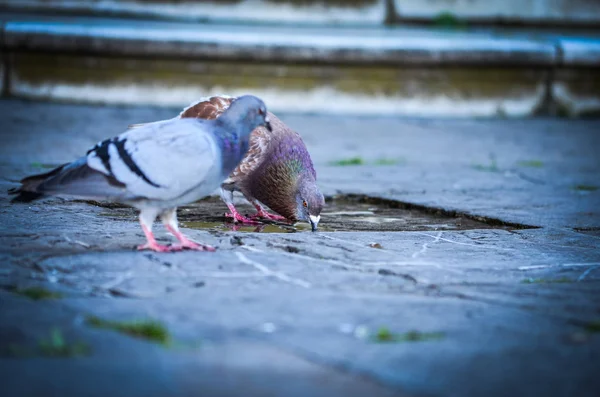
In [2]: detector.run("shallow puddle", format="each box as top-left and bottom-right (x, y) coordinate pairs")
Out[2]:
(89, 194), (531, 234)
(179, 221), (326, 233)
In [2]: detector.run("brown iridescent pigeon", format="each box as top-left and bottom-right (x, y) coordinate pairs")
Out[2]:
(131, 95), (324, 231)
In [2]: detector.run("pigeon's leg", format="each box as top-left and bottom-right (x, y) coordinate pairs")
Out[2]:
(161, 208), (216, 252)
(249, 200), (288, 222)
(220, 187), (259, 225)
(137, 208), (171, 252)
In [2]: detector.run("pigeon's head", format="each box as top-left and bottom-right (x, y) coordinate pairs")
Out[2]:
(293, 177), (325, 232)
(225, 95), (272, 137)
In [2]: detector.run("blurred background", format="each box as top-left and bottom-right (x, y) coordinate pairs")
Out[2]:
(2, 4), (600, 397)
(0, 0), (598, 118)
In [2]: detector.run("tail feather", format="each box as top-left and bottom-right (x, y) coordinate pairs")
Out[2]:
(8, 163), (69, 203)
(8, 159), (127, 203)
(20, 163), (69, 184)
(9, 190), (46, 203)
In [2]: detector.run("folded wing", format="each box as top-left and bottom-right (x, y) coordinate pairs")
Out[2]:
(87, 118), (220, 201)
(11, 118), (220, 203)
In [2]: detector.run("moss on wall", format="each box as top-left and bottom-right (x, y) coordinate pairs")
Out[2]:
(12, 52), (546, 99)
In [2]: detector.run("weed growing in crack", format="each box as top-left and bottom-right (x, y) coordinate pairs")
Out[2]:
(86, 316), (171, 345)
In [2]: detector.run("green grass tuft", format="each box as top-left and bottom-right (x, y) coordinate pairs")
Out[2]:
(86, 316), (171, 345)
(4, 343), (33, 358)
(329, 157), (365, 166)
(30, 162), (60, 169)
(38, 328), (91, 357)
(472, 162), (499, 172)
(517, 160), (544, 168)
(572, 185), (598, 192)
(433, 12), (468, 30)
(372, 327), (445, 343)
(521, 277), (572, 284)
(374, 158), (404, 166)
(584, 320), (600, 333)
(15, 286), (63, 300)
(472, 155), (499, 172)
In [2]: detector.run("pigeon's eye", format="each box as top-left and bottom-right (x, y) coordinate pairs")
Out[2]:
(258, 109), (264, 115)
(303, 200), (308, 208)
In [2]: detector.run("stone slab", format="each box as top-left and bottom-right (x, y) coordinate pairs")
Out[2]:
(0, 0), (388, 26)
(1, 15), (556, 66)
(0, 99), (599, 397)
(392, 0), (600, 26)
(6, 52), (550, 116)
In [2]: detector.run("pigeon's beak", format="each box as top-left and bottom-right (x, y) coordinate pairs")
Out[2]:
(309, 215), (320, 232)
(264, 115), (273, 132)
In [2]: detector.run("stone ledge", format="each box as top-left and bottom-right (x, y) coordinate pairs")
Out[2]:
(391, 0), (600, 27)
(6, 53), (550, 117)
(1, 15), (600, 116)
(1, 0), (388, 26)
(3, 15), (600, 68)
(3, 0), (600, 28)
(558, 38), (600, 67)
(1, 16), (557, 67)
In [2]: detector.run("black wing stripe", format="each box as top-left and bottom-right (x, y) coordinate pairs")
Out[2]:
(88, 139), (114, 176)
(114, 139), (161, 188)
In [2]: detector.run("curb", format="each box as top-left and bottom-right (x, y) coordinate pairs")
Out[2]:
(3, 0), (600, 28)
(2, 18), (558, 66)
(1, 14), (599, 117)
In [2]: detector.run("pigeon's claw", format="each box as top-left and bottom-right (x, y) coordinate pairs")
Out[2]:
(225, 204), (260, 224)
(170, 241), (216, 252)
(138, 222), (172, 252)
(137, 241), (172, 252)
(251, 203), (288, 222)
(165, 224), (216, 252)
(225, 212), (259, 224)
(251, 211), (287, 222)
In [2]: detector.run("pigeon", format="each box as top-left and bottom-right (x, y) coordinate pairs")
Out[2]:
(130, 95), (325, 232)
(8, 95), (273, 252)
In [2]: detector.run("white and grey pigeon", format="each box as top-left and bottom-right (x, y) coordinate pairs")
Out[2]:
(9, 95), (272, 252)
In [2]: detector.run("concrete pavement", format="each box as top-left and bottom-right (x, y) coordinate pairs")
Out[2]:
(0, 99), (599, 396)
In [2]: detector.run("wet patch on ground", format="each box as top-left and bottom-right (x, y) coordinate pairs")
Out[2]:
(88, 194), (534, 234)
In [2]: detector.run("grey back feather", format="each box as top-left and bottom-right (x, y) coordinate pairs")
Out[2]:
(11, 95), (268, 206)
(86, 118), (222, 201)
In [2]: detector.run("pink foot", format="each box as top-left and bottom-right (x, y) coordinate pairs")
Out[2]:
(166, 225), (217, 252)
(251, 211), (288, 222)
(137, 242), (173, 252)
(171, 241), (216, 252)
(138, 224), (174, 252)
(225, 204), (259, 225)
(251, 203), (288, 222)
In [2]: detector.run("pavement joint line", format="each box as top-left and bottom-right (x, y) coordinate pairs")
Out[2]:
(320, 234), (375, 250)
(235, 251), (312, 289)
(362, 260), (464, 274)
(322, 231), (515, 259)
(62, 234), (91, 248)
(413, 231), (516, 251)
(243, 244), (435, 283)
(241, 244), (367, 272)
(577, 265), (599, 282)
(196, 272), (267, 278)
(99, 271), (134, 290)
(518, 262), (600, 271)
(411, 231), (442, 258)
